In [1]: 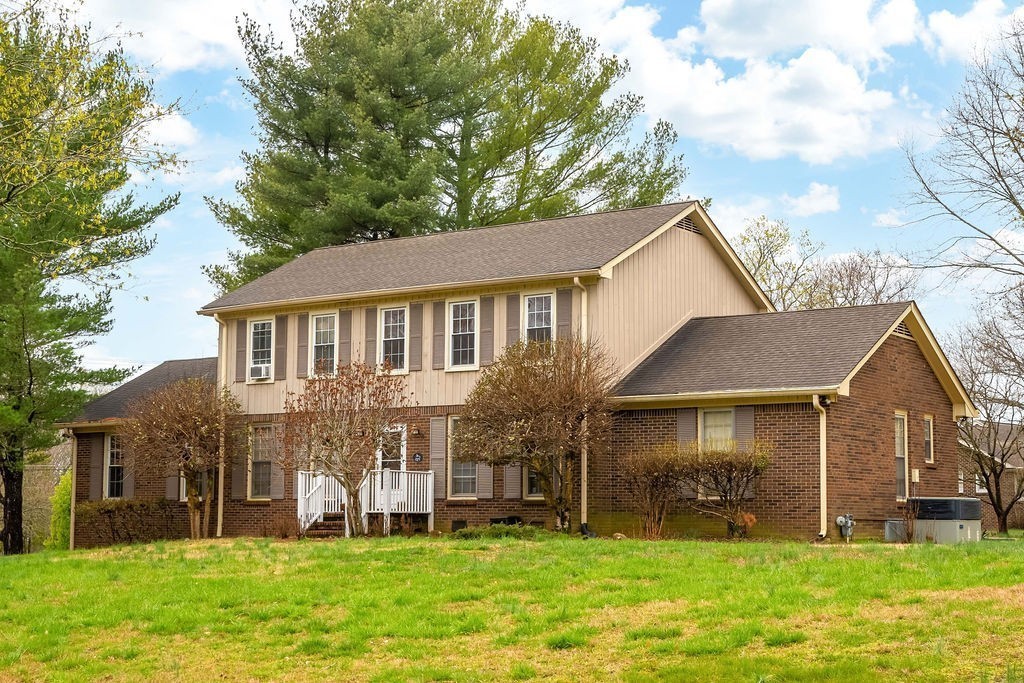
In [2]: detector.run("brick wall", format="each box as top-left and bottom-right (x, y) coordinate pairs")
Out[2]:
(958, 448), (1024, 531)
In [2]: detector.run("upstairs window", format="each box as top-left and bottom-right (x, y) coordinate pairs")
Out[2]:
(449, 301), (477, 368)
(895, 412), (908, 501)
(381, 307), (408, 371)
(104, 434), (124, 499)
(923, 416), (934, 464)
(702, 409), (734, 450)
(525, 294), (553, 343)
(312, 314), (336, 374)
(250, 425), (274, 499)
(249, 320), (273, 380)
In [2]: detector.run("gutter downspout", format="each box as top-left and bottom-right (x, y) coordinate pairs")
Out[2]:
(214, 314), (227, 538)
(68, 430), (77, 550)
(812, 394), (828, 538)
(573, 277), (590, 532)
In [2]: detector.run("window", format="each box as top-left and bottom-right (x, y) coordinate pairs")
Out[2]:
(524, 467), (544, 500)
(249, 319), (273, 380)
(702, 409), (734, 449)
(249, 425), (274, 499)
(311, 313), (336, 374)
(958, 470), (965, 495)
(923, 416), (934, 464)
(380, 307), (408, 371)
(104, 434), (124, 499)
(895, 412), (908, 501)
(448, 417), (477, 497)
(975, 473), (988, 494)
(524, 294), (553, 343)
(448, 300), (477, 368)
(180, 470), (216, 501)
(376, 427), (406, 471)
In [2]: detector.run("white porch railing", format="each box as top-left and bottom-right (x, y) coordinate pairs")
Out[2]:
(297, 469), (433, 536)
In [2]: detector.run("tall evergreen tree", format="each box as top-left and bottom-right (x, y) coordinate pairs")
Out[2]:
(206, 0), (689, 292)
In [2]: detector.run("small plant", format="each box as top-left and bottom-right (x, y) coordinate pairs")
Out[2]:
(45, 470), (72, 550)
(678, 439), (773, 538)
(447, 523), (548, 540)
(623, 443), (686, 539)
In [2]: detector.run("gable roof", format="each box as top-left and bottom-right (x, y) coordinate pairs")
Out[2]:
(68, 357), (217, 425)
(199, 202), (770, 314)
(616, 302), (976, 417)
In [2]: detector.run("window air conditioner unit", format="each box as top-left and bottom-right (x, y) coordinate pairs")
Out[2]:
(250, 364), (271, 380)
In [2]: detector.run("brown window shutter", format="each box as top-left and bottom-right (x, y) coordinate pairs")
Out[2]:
(296, 313), (309, 378)
(735, 406), (754, 449)
(274, 314), (288, 381)
(503, 464), (522, 498)
(234, 319), (247, 382)
(476, 463), (493, 498)
(231, 456), (247, 500)
(479, 296), (494, 365)
(409, 303), (423, 371)
(123, 467), (135, 499)
(338, 309), (352, 366)
(88, 434), (103, 501)
(556, 288), (573, 339)
(270, 462), (285, 500)
(365, 307), (377, 366)
(431, 301), (445, 370)
(506, 294), (520, 347)
(429, 417), (447, 499)
(677, 409), (698, 499)
(165, 466), (181, 501)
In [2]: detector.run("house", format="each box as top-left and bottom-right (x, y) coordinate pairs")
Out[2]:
(64, 202), (977, 546)
(958, 422), (1024, 531)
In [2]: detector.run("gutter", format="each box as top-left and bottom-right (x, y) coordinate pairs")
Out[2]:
(573, 277), (590, 532)
(214, 314), (227, 538)
(812, 394), (829, 538)
(616, 386), (840, 406)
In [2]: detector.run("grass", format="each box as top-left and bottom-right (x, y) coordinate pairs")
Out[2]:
(1, 536), (1024, 681)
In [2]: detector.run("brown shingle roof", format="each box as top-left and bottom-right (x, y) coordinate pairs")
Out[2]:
(73, 358), (218, 423)
(201, 202), (695, 312)
(616, 303), (910, 397)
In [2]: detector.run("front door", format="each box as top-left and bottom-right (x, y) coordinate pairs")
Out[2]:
(375, 426), (407, 504)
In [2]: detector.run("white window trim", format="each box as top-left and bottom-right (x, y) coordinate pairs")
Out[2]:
(447, 415), (477, 499)
(521, 291), (556, 344)
(309, 311), (338, 377)
(698, 407), (735, 449)
(247, 318), (275, 384)
(378, 304), (410, 375)
(445, 297), (480, 372)
(522, 466), (545, 500)
(958, 470), (965, 495)
(248, 424), (274, 501)
(923, 415), (934, 464)
(102, 433), (123, 500)
(179, 470), (214, 502)
(375, 424), (408, 471)
(974, 473), (988, 494)
(895, 410), (909, 502)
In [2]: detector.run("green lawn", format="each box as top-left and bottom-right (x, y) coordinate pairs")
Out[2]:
(2, 535), (1024, 682)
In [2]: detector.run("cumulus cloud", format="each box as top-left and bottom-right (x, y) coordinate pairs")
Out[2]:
(706, 197), (773, 237)
(873, 209), (906, 227)
(925, 0), (1024, 63)
(782, 182), (840, 217)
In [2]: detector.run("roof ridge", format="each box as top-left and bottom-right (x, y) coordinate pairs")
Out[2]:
(301, 201), (697, 256)
(689, 301), (912, 323)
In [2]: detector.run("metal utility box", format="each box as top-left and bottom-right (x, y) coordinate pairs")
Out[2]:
(909, 497), (982, 544)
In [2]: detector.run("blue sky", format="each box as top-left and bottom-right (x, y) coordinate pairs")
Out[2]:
(69, 0), (1024, 376)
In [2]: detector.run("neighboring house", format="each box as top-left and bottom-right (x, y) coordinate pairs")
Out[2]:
(64, 202), (977, 546)
(958, 423), (1024, 531)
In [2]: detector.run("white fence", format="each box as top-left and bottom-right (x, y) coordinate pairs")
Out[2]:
(297, 469), (433, 536)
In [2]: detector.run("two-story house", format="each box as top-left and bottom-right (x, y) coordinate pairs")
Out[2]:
(65, 202), (976, 546)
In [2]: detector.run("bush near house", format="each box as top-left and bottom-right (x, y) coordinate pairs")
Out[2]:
(2, 537), (1024, 681)
(45, 471), (72, 550)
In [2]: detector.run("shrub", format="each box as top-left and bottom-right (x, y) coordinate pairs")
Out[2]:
(447, 523), (548, 540)
(75, 499), (179, 546)
(679, 439), (773, 537)
(45, 470), (72, 550)
(623, 443), (686, 539)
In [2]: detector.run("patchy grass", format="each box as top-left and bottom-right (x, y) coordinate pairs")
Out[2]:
(1, 536), (1024, 681)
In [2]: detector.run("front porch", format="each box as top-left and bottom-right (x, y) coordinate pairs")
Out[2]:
(297, 469), (434, 537)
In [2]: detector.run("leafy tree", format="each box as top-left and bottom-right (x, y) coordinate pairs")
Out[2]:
(45, 469), (72, 550)
(0, 6), (179, 553)
(453, 339), (616, 531)
(282, 362), (409, 536)
(120, 379), (244, 540)
(206, 0), (688, 292)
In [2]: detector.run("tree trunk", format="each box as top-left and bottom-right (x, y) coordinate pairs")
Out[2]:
(187, 482), (200, 540)
(202, 472), (213, 539)
(997, 510), (1009, 534)
(1, 457), (25, 554)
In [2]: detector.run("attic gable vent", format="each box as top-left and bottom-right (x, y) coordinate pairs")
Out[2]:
(893, 321), (913, 338)
(675, 215), (701, 235)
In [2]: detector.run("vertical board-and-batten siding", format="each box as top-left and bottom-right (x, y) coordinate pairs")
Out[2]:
(591, 224), (763, 375)
(430, 416), (446, 499)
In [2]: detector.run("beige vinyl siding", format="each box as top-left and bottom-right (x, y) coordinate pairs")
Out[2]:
(589, 224), (762, 374)
(223, 281), (580, 412)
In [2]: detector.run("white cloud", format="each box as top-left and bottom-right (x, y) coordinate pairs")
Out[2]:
(873, 208), (905, 227)
(707, 197), (773, 237)
(925, 0), (1024, 63)
(782, 182), (840, 217)
(143, 111), (201, 149)
(211, 165), (245, 186)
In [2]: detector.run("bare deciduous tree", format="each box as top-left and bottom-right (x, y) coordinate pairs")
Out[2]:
(453, 338), (616, 531)
(623, 443), (686, 539)
(906, 19), (1024, 285)
(282, 362), (408, 536)
(814, 250), (921, 307)
(949, 298), (1024, 533)
(120, 379), (243, 540)
(677, 439), (773, 537)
